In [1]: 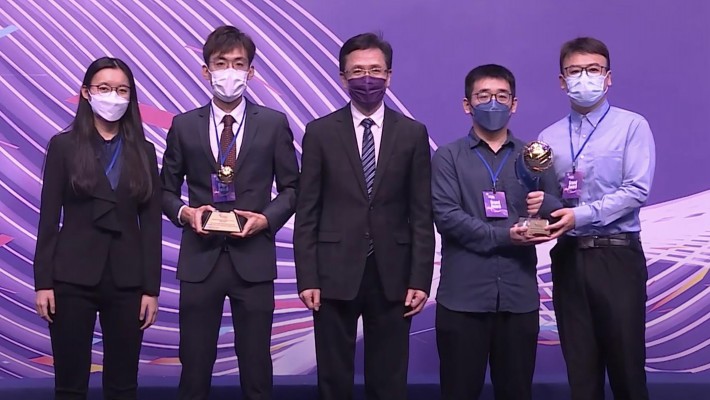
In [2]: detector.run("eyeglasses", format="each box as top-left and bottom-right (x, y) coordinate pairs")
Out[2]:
(471, 91), (513, 104)
(88, 84), (131, 97)
(209, 59), (249, 71)
(345, 67), (389, 79)
(563, 64), (608, 78)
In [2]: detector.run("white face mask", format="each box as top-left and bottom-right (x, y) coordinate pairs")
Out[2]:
(565, 73), (608, 107)
(210, 68), (248, 102)
(89, 91), (129, 122)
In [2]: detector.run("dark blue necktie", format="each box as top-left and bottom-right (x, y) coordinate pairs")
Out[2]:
(361, 118), (375, 255)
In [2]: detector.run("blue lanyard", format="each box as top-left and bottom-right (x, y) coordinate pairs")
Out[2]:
(474, 147), (512, 192)
(568, 106), (611, 172)
(104, 138), (122, 176)
(211, 104), (247, 166)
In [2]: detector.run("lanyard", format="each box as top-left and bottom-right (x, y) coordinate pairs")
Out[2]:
(211, 104), (247, 166)
(474, 147), (512, 192)
(104, 138), (122, 176)
(568, 106), (611, 172)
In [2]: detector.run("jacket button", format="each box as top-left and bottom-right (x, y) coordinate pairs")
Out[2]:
(364, 232), (370, 239)
(369, 205), (374, 211)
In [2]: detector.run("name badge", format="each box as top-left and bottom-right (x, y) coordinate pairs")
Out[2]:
(483, 191), (508, 218)
(562, 171), (584, 199)
(211, 174), (236, 203)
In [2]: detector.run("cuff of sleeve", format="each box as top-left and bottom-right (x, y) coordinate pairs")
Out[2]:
(573, 205), (593, 229)
(493, 226), (512, 247)
(177, 205), (187, 226)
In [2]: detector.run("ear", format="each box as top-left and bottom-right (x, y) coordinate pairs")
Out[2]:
(247, 66), (255, 81)
(81, 86), (90, 101)
(339, 72), (348, 91)
(385, 70), (392, 88)
(605, 70), (612, 88)
(462, 98), (472, 114)
(559, 73), (568, 92)
(510, 97), (518, 114)
(202, 65), (211, 82)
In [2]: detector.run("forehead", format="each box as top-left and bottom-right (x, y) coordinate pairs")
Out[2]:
(343, 48), (386, 69)
(472, 77), (511, 93)
(91, 67), (129, 85)
(210, 46), (249, 61)
(563, 52), (608, 67)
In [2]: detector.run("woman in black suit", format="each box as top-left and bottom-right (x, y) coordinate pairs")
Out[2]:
(33, 57), (161, 399)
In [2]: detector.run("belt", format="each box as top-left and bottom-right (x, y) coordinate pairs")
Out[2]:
(560, 232), (639, 249)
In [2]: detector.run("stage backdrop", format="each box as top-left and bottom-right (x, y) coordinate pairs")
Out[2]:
(0, 0), (709, 379)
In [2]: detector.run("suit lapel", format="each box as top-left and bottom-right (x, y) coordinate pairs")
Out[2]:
(234, 99), (257, 176)
(371, 107), (400, 198)
(197, 104), (218, 172)
(335, 106), (368, 199)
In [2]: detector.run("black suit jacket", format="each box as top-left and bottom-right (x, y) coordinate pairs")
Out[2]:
(161, 99), (299, 283)
(33, 132), (162, 295)
(294, 105), (435, 302)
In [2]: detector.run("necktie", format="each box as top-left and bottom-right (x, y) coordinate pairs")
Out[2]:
(361, 118), (376, 198)
(220, 114), (236, 167)
(361, 118), (375, 255)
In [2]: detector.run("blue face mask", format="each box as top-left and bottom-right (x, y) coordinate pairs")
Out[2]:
(565, 73), (607, 107)
(472, 99), (511, 132)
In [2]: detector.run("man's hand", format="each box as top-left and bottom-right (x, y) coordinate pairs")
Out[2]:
(231, 210), (269, 238)
(299, 289), (321, 311)
(139, 295), (158, 330)
(526, 191), (545, 216)
(547, 208), (576, 239)
(510, 226), (551, 246)
(35, 289), (55, 323)
(404, 289), (428, 317)
(181, 205), (215, 236)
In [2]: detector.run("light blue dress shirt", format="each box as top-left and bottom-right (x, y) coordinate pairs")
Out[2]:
(538, 100), (656, 236)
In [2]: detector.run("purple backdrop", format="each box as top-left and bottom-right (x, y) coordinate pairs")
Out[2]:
(0, 0), (708, 380)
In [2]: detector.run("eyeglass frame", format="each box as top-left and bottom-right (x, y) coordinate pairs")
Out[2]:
(470, 91), (514, 105)
(562, 63), (609, 78)
(342, 67), (391, 79)
(86, 84), (131, 97)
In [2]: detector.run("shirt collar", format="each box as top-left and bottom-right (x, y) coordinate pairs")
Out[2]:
(570, 99), (610, 129)
(468, 128), (515, 150)
(351, 102), (385, 128)
(211, 97), (247, 125)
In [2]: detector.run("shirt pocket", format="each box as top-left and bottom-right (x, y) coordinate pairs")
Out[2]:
(592, 150), (623, 187)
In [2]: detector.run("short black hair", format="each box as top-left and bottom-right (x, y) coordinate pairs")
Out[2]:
(203, 25), (256, 65)
(559, 37), (610, 73)
(464, 64), (516, 101)
(339, 32), (393, 72)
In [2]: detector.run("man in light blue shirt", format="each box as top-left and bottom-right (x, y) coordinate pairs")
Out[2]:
(539, 37), (655, 400)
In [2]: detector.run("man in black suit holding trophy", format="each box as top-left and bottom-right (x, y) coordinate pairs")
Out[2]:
(431, 64), (562, 400)
(161, 26), (299, 400)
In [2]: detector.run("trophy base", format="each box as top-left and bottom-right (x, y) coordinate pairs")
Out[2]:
(518, 217), (550, 237)
(202, 211), (243, 233)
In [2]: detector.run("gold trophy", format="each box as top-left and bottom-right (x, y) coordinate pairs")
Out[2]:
(516, 141), (554, 237)
(202, 165), (242, 233)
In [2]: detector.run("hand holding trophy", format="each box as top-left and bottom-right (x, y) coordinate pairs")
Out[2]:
(516, 141), (554, 237)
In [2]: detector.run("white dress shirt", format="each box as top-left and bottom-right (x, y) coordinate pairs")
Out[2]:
(351, 102), (385, 164)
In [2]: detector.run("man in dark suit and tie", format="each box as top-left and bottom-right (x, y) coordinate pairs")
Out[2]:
(294, 32), (435, 400)
(160, 26), (299, 400)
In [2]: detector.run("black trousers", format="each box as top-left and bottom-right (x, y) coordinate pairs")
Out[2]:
(313, 255), (412, 400)
(50, 271), (143, 400)
(436, 304), (539, 400)
(551, 238), (649, 400)
(178, 252), (275, 400)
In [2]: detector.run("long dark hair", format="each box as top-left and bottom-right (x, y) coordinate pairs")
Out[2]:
(69, 57), (152, 202)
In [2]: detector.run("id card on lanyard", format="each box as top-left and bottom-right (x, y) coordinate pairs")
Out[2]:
(564, 106), (610, 199)
(475, 147), (512, 218)
(211, 104), (247, 203)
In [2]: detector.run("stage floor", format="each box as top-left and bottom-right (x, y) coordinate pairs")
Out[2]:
(1, 373), (708, 399)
